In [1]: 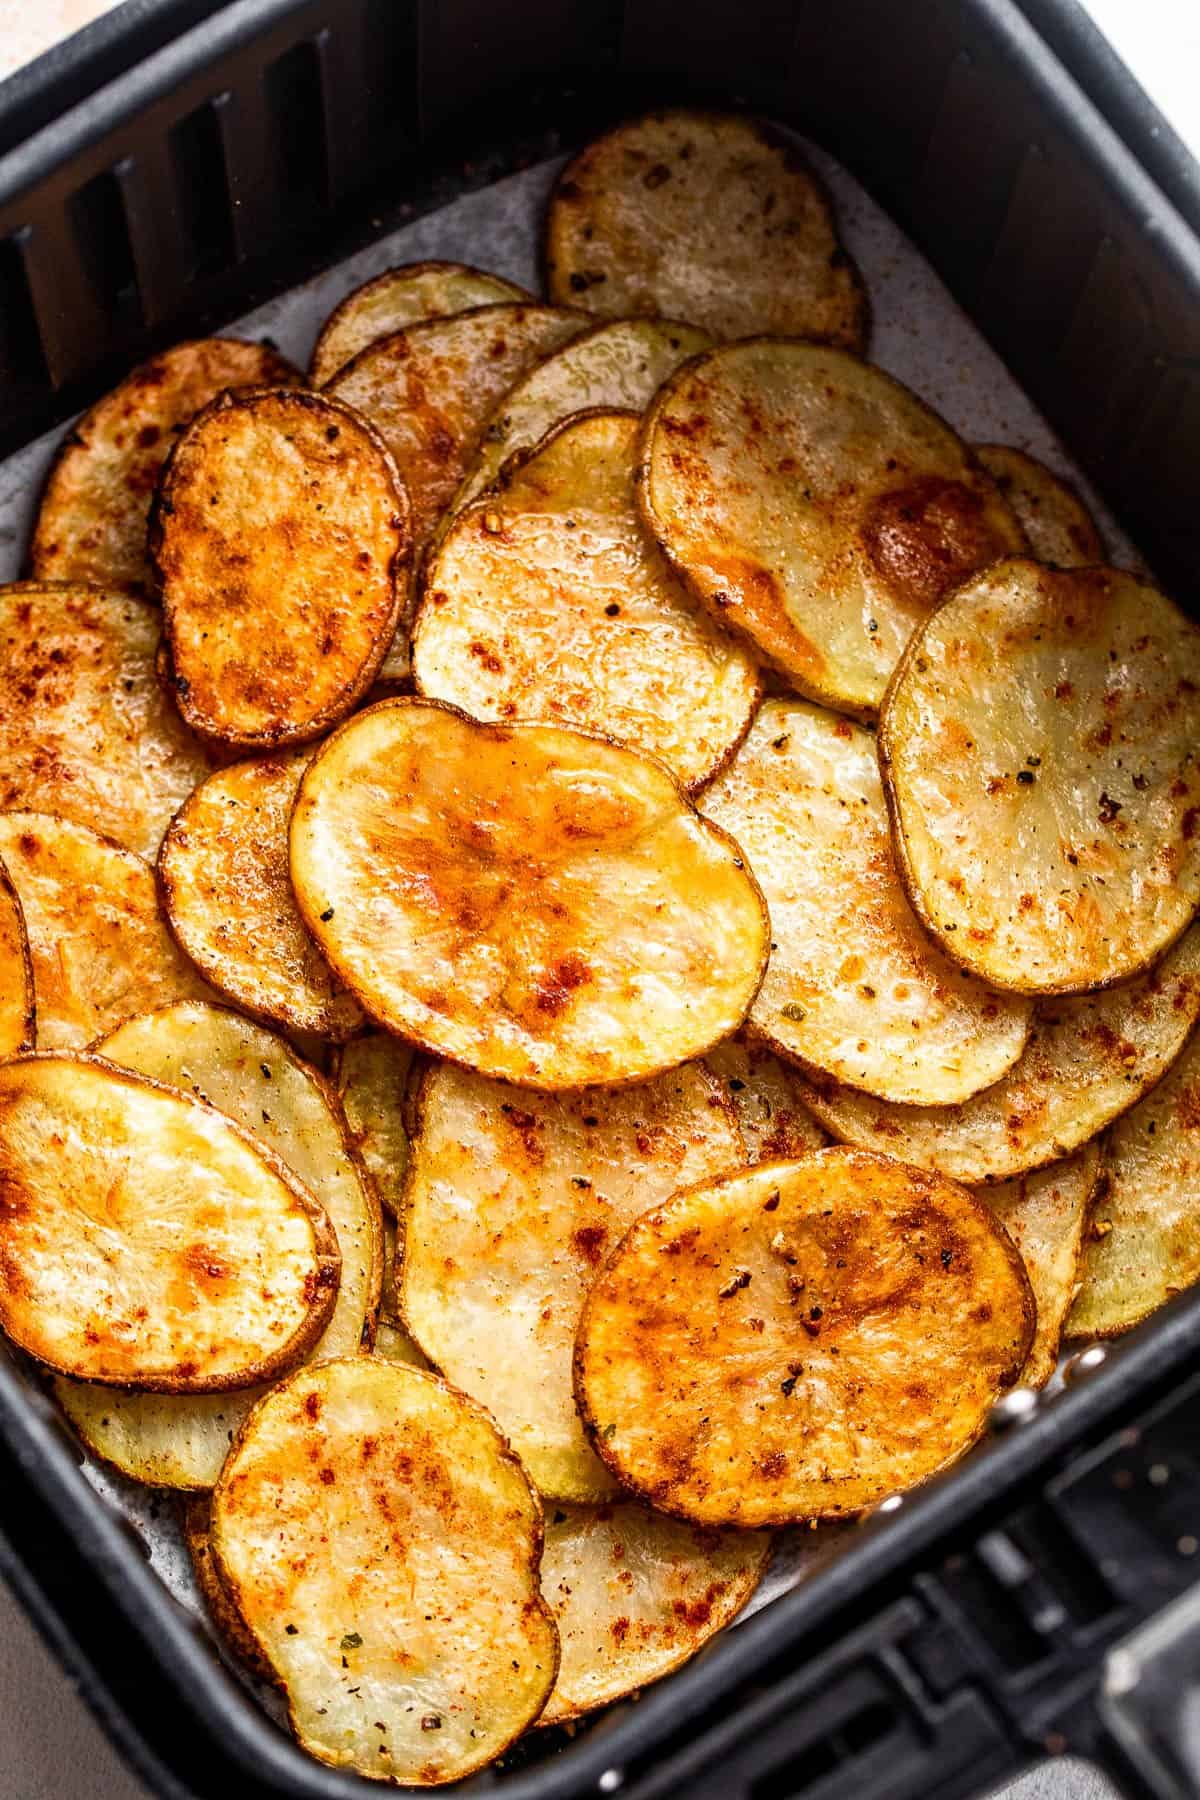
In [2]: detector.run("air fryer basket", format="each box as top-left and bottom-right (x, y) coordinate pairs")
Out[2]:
(0, 3), (1199, 1797)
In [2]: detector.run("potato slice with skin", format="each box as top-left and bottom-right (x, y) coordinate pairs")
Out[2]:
(545, 110), (866, 350)
(539, 1500), (770, 1726)
(415, 411), (760, 790)
(575, 1150), (1034, 1525)
(211, 1359), (558, 1784)
(0, 812), (212, 1050)
(152, 389), (409, 750)
(400, 1058), (744, 1500)
(0, 583), (213, 860)
(0, 859), (33, 1056)
(795, 923), (1200, 1184)
(333, 1032), (416, 1221)
(310, 262), (530, 386)
(57, 1003), (380, 1488)
(880, 561), (1200, 994)
(159, 753), (365, 1040)
(986, 1145), (1102, 1388)
(31, 339), (301, 595)
(976, 446), (1104, 570)
(291, 700), (769, 1089)
(702, 699), (1031, 1103)
(0, 1054), (339, 1389)
(706, 1039), (827, 1163)
(184, 1497), (276, 1684)
(639, 340), (1025, 716)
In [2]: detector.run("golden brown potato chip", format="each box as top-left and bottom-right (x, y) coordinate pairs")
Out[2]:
(880, 562), (1200, 993)
(153, 389), (409, 749)
(158, 753), (365, 1040)
(986, 1145), (1102, 1387)
(57, 1003), (380, 1487)
(0, 1053), (339, 1388)
(400, 1059), (744, 1499)
(0, 583), (213, 859)
(545, 110), (866, 349)
(539, 1500), (769, 1725)
(574, 1150), (1034, 1524)
(976, 446), (1104, 569)
(0, 858), (33, 1056)
(706, 1039), (827, 1163)
(702, 699), (1031, 1102)
(211, 1359), (558, 1783)
(310, 262), (530, 386)
(31, 339), (301, 595)
(184, 1497), (276, 1684)
(291, 700), (769, 1088)
(415, 411), (760, 789)
(639, 340), (1024, 715)
(333, 1032), (415, 1220)
(796, 924), (1200, 1183)
(0, 811), (212, 1050)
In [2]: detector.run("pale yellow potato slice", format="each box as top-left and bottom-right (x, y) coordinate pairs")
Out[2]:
(796, 924), (1200, 1183)
(986, 1145), (1102, 1387)
(0, 583), (213, 859)
(333, 1032), (415, 1220)
(400, 1058), (744, 1499)
(639, 340), (1024, 716)
(881, 561), (1200, 993)
(0, 811), (212, 1050)
(545, 109), (866, 348)
(374, 1216), (427, 1367)
(184, 1497), (276, 1684)
(0, 857), (33, 1056)
(290, 701), (769, 1089)
(31, 339), (301, 595)
(0, 1054), (339, 1388)
(976, 446), (1104, 569)
(575, 1150), (1034, 1525)
(159, 753), (364, 1040)
(706, 1039), (827, 1163)
(415, 411), (760, 789)
(539, 1500), (770, 1726)
(57, 1003), (380, 1488)
(211, 1359), (558, 1783)
(310, 262), (530, 386)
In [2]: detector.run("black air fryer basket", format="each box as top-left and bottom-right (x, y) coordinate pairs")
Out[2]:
(1, 4), (1200, 1797)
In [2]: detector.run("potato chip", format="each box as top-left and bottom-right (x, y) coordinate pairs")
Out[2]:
(706, 1039), (827, 1163)
(333, 1033), (415, 1220)
(880, 561), (1200, 993)
(545, 110), (866, 349)
(986, 1145), (1102, 1387)
(57, 1003), (380, 1487)
(184, 1497), (276, 1684)
(310, 262), (529, 386)
(0, 858), (33, 1057)
(0, 583), (213, 859)
(291, 701), (769, 1088)
(400, 1059), (744, 1499)
(639, 340), (1024, 715)
(415, 411), (760, 789)
(211, 1359), (558, 1783)
(0, 1053), (339, 1388)
(31, 339), (300, 595)
(153, 388), (409, 749)
(574, 1150), (1034, 1524)
(976, 446), (1104, 569)
(702, 699), (1031, 1102)
(538, 1500), (769, 1725)
(159, 753), (365, 1040)
(796, 923), (1200, 1183)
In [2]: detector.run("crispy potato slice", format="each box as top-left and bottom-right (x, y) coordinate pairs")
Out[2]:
(310, 262), (530, 386)
(31, 339), (301, 595)
(706, 1039), (827, 1163)
(880, 562), (1200, 993)
(976, 446), (1104, 570)
(702, 699), (1031, 1102)
(986, 1145), (1101, 1387)
(211, 1359), (558, 1783)
(0, 858), (33, 1056)
(796, 924), (1200, 1183)
(400, 1059), (744, 1499)
(184, 1497), (276, 1684)
(1068, 1030), (1200, 1338)
(539, 1500), (769, 1726)
(545, 110), (866, 349)
(639, 340), (1024, 715)
(0, 812), (212, 1049)
(333, 1033), (415, 1222)
(57, 1003), (380, 1487)
(153, 389), (409, 749)
(0, 583), (213, 859)
(575, 1150), (1034, 1524)
(0, 1054), (339, 1388)
(415, 411), (760, 789)
(291, 701), (769, 1087)
(159, 753), (365, 1039)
